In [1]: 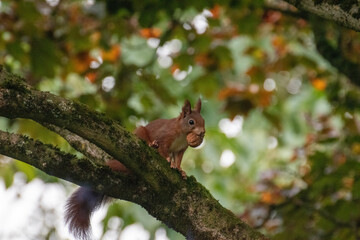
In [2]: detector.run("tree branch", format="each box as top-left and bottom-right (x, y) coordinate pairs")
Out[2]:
(282, 0), (360, 32)
(0, 130), (141, 199)
(311, 17), (360, 87)
(0, 66), (269, 240)
(293, 199), (351, 228)
(42, 123), (112, 165)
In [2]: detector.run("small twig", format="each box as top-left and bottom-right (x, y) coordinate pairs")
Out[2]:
(294, 199), (351, 228)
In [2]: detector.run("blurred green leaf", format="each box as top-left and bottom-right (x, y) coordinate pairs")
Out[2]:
(30, 38), (60, 78)
(15, 161), (36, 181)
(0, 162), (14, 188)
(121, 36), (155, 67)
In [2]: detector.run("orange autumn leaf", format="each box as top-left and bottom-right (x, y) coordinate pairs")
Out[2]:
(245, 66), (260, 77)
(272, 36), (287, 56)
(101, 45), (121, 62)
(311, 78), (327, 91)
(261, 191), (283, 204)
(170, 64), (180, 74)
(195, 54), (215, 67)
(218, 86), (272, 106)
(258, 90), (272, 107)
(210, 4), (221, 19)
(218, 87), (243, 100)
(140, 28), (162, 38)
(73, 52), (93, 73)
(272, 36), (285, 48)
(85, 72), (97, 83)
(261, 192), (274, 204)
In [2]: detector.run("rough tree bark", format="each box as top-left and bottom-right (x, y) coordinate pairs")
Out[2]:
(283, 0), (360, 32)
(0, 65), (269, 240)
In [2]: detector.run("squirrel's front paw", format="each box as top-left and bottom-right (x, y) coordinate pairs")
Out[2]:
(170, 165), (187, 179)
(149, 140), (159, 149)
(179, 169), (187, 179)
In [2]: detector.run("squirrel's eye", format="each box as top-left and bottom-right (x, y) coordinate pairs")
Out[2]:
(189, 119), (195, 125)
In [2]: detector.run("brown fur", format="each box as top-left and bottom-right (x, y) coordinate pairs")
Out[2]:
(65, 187), (111, 240)
(65, 99), (205, 239)
(134, 99), (205, 176)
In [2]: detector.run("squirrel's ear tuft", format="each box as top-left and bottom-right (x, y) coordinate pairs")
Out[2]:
(194, 98), (202, 113)
(181, 100), (192, 118)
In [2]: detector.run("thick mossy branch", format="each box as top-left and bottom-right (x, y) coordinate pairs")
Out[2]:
(0, 130), (142, 199)
(0, 66), (269, 240)
(284, 0), (360, 32)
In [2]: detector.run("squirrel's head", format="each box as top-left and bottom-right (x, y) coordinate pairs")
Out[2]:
(178, 99), (205, 148)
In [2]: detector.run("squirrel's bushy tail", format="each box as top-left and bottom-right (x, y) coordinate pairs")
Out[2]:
(65, 187), (110, 240)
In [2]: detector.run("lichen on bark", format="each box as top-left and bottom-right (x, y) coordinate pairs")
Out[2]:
(314, 0), (360, 18)
(285, 0), (360, 32)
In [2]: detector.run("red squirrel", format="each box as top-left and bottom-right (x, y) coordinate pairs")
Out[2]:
(65, 99), (205, 239)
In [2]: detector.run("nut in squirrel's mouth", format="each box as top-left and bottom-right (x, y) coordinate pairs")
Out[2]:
(187, 132), (204, 147)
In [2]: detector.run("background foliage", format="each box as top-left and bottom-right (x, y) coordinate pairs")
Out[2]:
(1, 0), (360, 239)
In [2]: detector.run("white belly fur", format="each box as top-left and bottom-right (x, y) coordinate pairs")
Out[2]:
(170, 134), (187, 152)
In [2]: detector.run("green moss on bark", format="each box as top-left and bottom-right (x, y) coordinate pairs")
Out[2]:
(0, 66), (30, 93)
